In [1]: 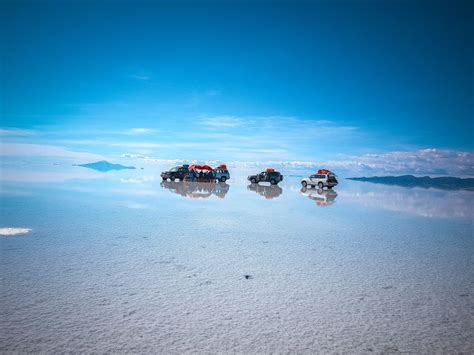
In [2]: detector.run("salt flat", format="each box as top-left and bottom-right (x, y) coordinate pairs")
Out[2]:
(1, 166), (473, 353)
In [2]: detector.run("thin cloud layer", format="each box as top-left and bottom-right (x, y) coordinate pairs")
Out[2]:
(325, 149), (474, 177)
(127, 128), (158, 135)
(123, 149), (474, 177)
(0, 143), (103, 161)
(200, 116), (246, 128)
(0, 128), (35, 136)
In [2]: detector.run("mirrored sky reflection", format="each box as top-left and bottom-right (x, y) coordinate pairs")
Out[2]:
(1, 164), (473, 353)
(1, 164), (472, 219)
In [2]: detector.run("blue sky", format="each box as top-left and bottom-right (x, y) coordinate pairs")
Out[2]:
(1, 0), (473, 176)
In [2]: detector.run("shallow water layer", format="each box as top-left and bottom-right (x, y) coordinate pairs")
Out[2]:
(1, 166), (473, 353)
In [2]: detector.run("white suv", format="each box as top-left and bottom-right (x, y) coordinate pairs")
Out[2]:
(301, 173), (338, 189)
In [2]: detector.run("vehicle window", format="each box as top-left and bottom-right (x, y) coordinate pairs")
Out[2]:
(310, 175), (316, 178)
(170, 167), (178, 172)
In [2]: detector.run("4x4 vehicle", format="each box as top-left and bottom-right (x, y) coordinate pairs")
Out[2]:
(247, 168), (283, 185)
(301, 170), (338, 189)
(183, 164), (230, 182)
(214, 164), (230, 182)
(161, 164), (189, 181)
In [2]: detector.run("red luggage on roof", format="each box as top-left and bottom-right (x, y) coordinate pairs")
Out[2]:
(189, 164), (213, 171)
(266, 168), (275, 173)
(317, 169), (332, 175)
(217, 164), (227, 170)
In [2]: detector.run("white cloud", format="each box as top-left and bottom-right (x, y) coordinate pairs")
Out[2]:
(0, 128), (35, 136)
(127, 128), (158, 135)
(121, 154), (191, 165)
(56, 139), (161, 149)
(325, 149), (474, 177)
(0, 167), (103, 183)
(121, 201), (152, 209)
(200, 116), (246, 128)
(111, 142), (161, 148)
(131, 75), (150, 81)
(0, 143), (103, 161)
(122, 149), (474, 177)
(205, 90), (220, 96)
(0, 228), (32, 236)
(120, 176), (157, 184)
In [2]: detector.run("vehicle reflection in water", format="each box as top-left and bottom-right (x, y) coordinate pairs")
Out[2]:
(247, 183), (283, 199)
(301, 187), (338, 207)
(160, 181), (229, 199)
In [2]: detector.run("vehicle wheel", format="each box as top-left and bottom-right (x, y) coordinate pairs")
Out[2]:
(178, 177), (183, 181)
(311, 185), (315, 188)
(251, 178), (257, 183)
(302, 181), (307, 187)
(327, 186), (333, 189)
(270, 179), (277, 185)
(318, 182), (324, 189)
(162, 177), (166, 181)
(220, 177), (226, 182)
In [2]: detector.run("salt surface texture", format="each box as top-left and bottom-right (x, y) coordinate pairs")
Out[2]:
(0, 167), (473, 353)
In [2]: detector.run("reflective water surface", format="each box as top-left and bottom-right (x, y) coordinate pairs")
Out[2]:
(1, 164), (473, 353)
(247, 183), (283, 200)
(301, 187), (338, 207)
(161, 181), (230, 199)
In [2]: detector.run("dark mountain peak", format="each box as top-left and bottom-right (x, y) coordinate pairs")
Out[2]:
(76, 161), (136, 172)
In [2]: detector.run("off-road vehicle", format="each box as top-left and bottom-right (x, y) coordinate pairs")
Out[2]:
(160, 164), (189, 181)
(214, 164), (230, 182)
(247, 168), (283, 185)
(301, 171), (338, 189)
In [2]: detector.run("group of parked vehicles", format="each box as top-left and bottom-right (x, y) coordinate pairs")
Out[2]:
(161, 165), (338, 189)
(160, 164), (339, 206)
(161, 164), (230, 183)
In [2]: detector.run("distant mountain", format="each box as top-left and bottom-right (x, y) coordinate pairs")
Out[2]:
(76, 161), (136, 172)
(347, 175), (474, 191)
